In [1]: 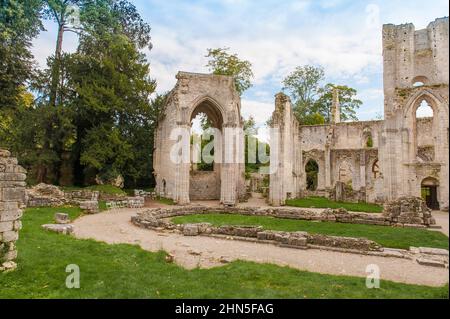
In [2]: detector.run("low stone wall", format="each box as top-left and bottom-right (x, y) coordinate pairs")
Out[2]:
(0, 149), (27, 272)
(105, 197), (145, 209)
(131, 205), (448, 266)
(132, 202), (434, 229)
(131, 206), (385, 252)
(25, 183), (145, 212)
(27, 184), (100, 207)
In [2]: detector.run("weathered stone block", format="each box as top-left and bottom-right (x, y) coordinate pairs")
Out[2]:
(79, 200), (99, 214)
(0, 208), (22, 222)
(1, 231), (19, 242)
(42, 224), (74, 235)
(55, 213), (70, 224)
(182, 224), (199, 236)
(0, 221), (13, 232)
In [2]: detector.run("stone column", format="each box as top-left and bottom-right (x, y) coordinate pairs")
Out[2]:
(360, 151), (366, 189)
(221, 125), (239, 206)
(0, 149), (27, 272)
(325, 146), (332, 188)
(174, 124), (190, 205)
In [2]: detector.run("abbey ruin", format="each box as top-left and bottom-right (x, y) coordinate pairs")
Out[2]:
(153, 17), (449, 211)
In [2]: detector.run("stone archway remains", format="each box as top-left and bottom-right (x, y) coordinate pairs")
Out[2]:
(153, 72), (245, 206)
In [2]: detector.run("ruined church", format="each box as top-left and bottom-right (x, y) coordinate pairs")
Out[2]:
(153, 17), (449, 211)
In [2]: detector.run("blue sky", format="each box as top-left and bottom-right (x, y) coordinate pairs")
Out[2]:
(31, 0), (449, 137)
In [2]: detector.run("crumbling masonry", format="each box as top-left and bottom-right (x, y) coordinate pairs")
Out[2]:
(153, 18), (448, 210)
(269, 18), (449, 210)
(0, 149), (27, 271)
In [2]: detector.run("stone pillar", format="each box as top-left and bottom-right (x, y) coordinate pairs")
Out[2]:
(360, 151), (366, 189)
(325, 146), (332, 188)
(174, 124), (190, 205)
(0, 149), (27, 272)
(331, 88), (341, 124)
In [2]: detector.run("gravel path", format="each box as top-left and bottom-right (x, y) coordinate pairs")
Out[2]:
(72, 207), (449, 287)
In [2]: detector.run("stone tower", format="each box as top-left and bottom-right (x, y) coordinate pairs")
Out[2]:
(380, 17), (449, 209)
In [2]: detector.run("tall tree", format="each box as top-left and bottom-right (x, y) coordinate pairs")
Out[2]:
(282, 65), (361, 124)
(43, 0), (152, 107)
(205, 47), (253, 96)
(43, 0), (82, 106)
(282, 65), (324, 124)
(0, 0), (42, 109)
(70, 31), (155, 186)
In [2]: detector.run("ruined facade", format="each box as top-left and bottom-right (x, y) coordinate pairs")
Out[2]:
(153, 18), (448, 210)
(270, 18), (449, 210)
(153, 72), (246, 205)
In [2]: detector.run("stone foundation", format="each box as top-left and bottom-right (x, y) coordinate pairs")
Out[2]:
(0, 149), (27, 272)
(131, 205), (448, 267)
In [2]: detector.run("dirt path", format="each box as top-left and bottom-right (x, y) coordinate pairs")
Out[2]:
(73, 207), (448, 287)
(431, 211), (449, 236)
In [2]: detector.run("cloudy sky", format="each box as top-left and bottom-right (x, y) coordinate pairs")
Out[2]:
(32, 0), (449, 137)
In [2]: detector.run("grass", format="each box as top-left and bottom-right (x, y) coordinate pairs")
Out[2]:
(61, 185), (127, 196)
(172, 213), (449, 250)
(0, 207), (447, 298)
(286, 197), (383, 213)
(156, 196), (175, 205)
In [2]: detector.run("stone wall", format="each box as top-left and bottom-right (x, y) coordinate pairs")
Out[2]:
(0, 149), (27, 272)
(189, 171), (220, 200)
(131, 207), (384, 252)
(269, 18), (449, 210)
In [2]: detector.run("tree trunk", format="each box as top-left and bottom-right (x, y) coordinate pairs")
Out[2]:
(49, 22), (65, 107)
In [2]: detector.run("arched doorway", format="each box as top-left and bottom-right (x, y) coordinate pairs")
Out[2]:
(189, 100), (223, 201)
(305, 159), (319, 191)
(152, 72), (244, 206)
(421, 177), (439, 210)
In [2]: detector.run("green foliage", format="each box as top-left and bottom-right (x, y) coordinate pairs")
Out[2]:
(0, 0), (42, 109)
(282, 65), (361, 124)
(283, 65), (325, 116)
(305, 160), (319, 191)
(172, 213), (448, 250)
(205, 47), (254, 95)
(0, 207), (447, 298)
(366, 135), (374, 148)
(155, 196), (175, 205)
(286, 196), (383, 213)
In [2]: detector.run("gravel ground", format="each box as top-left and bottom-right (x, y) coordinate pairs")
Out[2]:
(72, 205), (449, 287)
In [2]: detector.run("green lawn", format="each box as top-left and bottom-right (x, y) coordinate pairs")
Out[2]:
(156, 196), (175, 205)
(286, 197), (383, 213)
(172, 213), (449, 250)
(62, 185), (127, 196)
(0, 207), (447, 299)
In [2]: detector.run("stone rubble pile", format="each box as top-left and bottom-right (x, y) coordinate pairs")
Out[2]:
(26, 183), (146, 213)
(27, 183), (66, 207)
(0, 149), (27, 272)
(383, 196), (436, 226)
